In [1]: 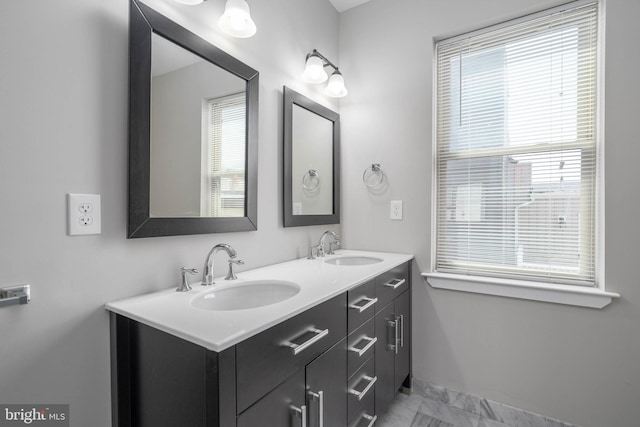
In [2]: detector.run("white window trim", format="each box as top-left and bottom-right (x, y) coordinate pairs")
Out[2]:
(427, 0), (619, 308)
(423, 272), (619, 309)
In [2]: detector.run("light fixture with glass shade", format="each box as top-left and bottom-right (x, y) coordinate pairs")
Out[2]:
(218, 0), (257, 38)
(172, 0), (257, 39)
(302, 49), (347, 97)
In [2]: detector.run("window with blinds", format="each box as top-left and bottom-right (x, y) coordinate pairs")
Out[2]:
(434, 1), (600, 286)
(208, 92), (246, 217)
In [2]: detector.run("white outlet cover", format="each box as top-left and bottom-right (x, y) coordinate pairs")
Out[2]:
(68, 193), (101, 235)
(390, 200), (403, 220)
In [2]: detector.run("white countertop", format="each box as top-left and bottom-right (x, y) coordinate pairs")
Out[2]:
(105, 250), (413, 352)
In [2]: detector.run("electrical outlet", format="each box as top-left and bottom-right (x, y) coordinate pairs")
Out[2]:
(390, 200), (403, 220)
(68, 194), (101, 235)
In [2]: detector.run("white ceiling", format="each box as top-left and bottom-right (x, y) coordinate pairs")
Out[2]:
(328, 0), (372, 12)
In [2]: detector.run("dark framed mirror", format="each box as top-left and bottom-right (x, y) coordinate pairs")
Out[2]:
(128, 0), (258, 238)
(283, 87), (340, 227)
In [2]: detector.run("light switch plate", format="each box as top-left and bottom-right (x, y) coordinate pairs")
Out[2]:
(68, 193), (101, 235)
(390, 200), (403, 220)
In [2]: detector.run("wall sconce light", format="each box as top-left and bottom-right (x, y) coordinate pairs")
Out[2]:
(302, 49), (348, 98)
(173, 0), (257, 39)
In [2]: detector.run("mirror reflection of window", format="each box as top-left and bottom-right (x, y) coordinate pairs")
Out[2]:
(205, 93), (246, 217)
(148, 33), (246, 218)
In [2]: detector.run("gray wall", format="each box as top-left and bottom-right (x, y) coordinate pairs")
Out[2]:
(0, 0), (339, 425)
(338, 1), (640, 427)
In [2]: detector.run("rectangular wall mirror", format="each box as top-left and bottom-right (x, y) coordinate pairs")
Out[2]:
(283, 87), (340, 227)
(128, 0), (258, 238)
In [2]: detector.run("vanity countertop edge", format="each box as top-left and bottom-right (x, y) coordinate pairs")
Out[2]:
(105, 249), (414, 352)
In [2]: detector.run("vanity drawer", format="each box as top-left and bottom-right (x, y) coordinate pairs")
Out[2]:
(347, 317), (376, 379)
(348, 279), (376, 333)
(347, 356), (376, 424)
(348, 400), (376, 427)
(236, 293), (346, 413)
(375, 262), (409, 309)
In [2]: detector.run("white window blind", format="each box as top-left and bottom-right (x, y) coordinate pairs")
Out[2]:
(208, 92), (246, 217)
(434, 2), (599, 286)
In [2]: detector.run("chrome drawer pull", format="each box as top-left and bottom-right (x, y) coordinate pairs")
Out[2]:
(348, 336), (377, 357)
(308, 390), (324, 427)
(349, 375), (377, 401)
(362, 413), (377, 427)
(384, 278), (405, 290)
(290, 404), (307, 427)
(284, 327), (329, 355)
(349, 296), (377, 313)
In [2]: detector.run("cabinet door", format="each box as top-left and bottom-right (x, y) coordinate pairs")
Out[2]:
(374, 301), (396, 417)
(306, 338), (347, 427)
(237, 369), (306, 427)
(394, 290), (410, 392)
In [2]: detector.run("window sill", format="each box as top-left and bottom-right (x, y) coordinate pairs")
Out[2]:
(422, 272), (620, 309)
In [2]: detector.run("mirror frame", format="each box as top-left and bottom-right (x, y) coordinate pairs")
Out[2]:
(128, 0), (259, 238)
(283, 87), (340, 227)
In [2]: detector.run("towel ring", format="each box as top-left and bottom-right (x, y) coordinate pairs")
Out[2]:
(302, 169), (320, 191)
(362, 163), (384, 188)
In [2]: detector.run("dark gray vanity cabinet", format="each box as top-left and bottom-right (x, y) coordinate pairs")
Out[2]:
(238, 339), (347, 427)
(374, 291), (411, 417)
(110, 261), (411, 427)
(374, 263), (411, 417)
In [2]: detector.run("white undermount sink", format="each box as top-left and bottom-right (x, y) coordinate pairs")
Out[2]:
(324, 255), (384, 266)
(191, 280), (301, 311)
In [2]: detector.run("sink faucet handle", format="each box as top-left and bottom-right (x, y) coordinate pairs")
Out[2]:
(177, 267), (199, 292)
(307, 245), (317, 260)
(225, 259), (244, 280)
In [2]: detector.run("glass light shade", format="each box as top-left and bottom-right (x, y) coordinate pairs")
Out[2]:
(302, 55), (328, 84)
(173, 0), (204, 5)
(324, 71), (348, 97)
(218, 0), (257, 38)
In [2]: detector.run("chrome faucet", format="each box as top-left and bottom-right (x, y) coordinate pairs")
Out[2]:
(317, 231), (340, 257)
(202, 243), (242, 286)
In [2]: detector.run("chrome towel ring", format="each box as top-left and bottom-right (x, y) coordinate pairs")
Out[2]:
(362, 163), (384, 188)
(302, 169), (320, 191)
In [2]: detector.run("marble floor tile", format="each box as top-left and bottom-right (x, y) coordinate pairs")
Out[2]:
(377, 394), (422, 427)
(376, 381), (582, 427)
(416, 398), (481, 427)
(411, 413), (456, 427)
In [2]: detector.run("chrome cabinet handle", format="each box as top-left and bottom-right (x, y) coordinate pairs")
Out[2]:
(349, 375), (377, 401)
(397, 314), (404, 348)
(387, 319), (397, 352)
(349, 296), (377, 313)
(348, 336), (377, 357)
(284, 328), (329, 355)
(384, 278), (405, 290)
(362, 413), (377, 427)
(308, 390), (324, 427)
(394, 316), (400, 354)
(291, 405), (307, 427)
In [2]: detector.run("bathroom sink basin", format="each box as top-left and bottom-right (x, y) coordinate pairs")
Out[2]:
(324, 256), (383, 266)
(191, 280), (300, 311)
